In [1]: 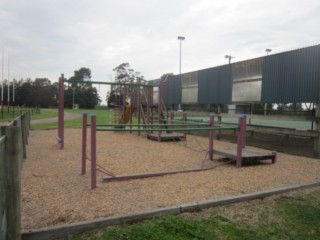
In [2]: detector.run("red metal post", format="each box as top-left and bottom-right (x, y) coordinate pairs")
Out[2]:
(150, 87), (154, 125)
(236, 115), (245, 168)
(242, 115), (247, 148)
(91, 114), (97, 189)
(82, 112), (87, 175)
(209, 113), (215, 160)
(58, 74), (64, 149)
(147, 86), (151, 125)
(58, 76), (61, 145)
(272, 151), (277, 164)
(158, 79), (163, 142)
(137, 78), (141, 136)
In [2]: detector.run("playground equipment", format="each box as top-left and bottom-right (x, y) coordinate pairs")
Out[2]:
(57, 74), (276, 189)
(82, 113), (277, 189)
(58, 74), (188, 148)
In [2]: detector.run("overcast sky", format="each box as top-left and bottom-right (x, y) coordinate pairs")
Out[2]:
(1, 0), (320, 103)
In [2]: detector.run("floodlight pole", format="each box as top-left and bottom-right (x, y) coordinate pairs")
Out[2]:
(1, 47), (3, 109)
(177, 36), (185, 76)
(264, 49), (272, 115)
(7, 54), (10, 110)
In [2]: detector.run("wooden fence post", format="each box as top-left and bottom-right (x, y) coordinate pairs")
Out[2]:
(0, 136), (7, 240)
(14, 117), (26, 159)
(314, 104), (320, 158)
(21, 114), (27, 151)
(4, 126), (23, 240)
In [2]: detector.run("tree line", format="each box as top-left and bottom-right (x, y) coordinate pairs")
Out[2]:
(0, 67), (101, 109)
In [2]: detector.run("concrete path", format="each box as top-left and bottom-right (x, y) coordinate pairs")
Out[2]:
(31, 112), (81, 126)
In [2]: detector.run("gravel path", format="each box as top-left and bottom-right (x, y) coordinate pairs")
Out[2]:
(21, 129), (320, 230)
(30, 111), (81, 125)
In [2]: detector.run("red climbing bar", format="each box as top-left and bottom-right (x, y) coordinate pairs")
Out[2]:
(158, 79), (163, 142)
(58, 74), (64, 149)
(82, 112), (87, 175)
(91, 114), (97, 189)
(137, 78), (141, 136)
(209, 113), (215, 160)
(242, 115), (247, 148)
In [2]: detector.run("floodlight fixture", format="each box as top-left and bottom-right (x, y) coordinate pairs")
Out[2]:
(266, 48), (272, 55)
(225, 54), (235, 64)
(177, 36), (186, 75)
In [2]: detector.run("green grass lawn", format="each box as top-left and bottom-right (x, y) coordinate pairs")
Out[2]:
(30, 108), (117, 130)
(60, 187), (320, 240)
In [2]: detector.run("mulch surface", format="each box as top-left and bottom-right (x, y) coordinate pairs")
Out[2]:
(21, 129), (320, 230)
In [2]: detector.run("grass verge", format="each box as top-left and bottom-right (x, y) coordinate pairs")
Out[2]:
(31, 108), (115, 130)
(60, 187), (320, 240)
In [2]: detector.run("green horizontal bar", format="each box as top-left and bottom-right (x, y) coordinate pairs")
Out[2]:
(88, 123), (211, 127)
(202, 120), (238, 125)
(95, 126), (239, 132)
(64, 79), (157, 88)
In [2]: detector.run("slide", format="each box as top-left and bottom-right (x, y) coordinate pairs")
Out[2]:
(119, 105), (134, 124)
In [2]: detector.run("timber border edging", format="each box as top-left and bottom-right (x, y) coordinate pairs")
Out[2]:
(21, 181), (320, 240)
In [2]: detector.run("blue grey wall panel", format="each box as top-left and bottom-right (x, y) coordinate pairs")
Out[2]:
(162, 75), (182, 105)
(262, 45), (320, 103)
(197, 65), (232, 104)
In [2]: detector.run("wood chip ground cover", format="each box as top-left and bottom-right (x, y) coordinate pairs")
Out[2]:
(21, 129), (320, 230)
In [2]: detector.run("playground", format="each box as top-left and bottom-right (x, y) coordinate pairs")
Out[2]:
(21, 128), (320, 230)
(19, 73), (320, 232)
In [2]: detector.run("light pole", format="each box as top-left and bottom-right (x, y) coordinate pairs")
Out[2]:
(177, 36), (185, 75)
(264, 48), (272, 115)
(266, 48), (272, 55)
(177, 36), (185, 112)
(225, 54), (235, 64)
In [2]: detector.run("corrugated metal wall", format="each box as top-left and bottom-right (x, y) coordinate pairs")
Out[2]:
(232, 58), (263, 102)
(162, 75), (182, 105)
(150, 44), (320, 105)
(198, 65), (232, 104)
(181, 71), (198, 103)
(262, 44), (320, 103)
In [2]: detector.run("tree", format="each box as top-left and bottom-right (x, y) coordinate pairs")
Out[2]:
(66, 67), (100, 109)
(107, 63), (140, 107)
(112, 63), (134, 82)
(9, 78), (58, 108)
(32, 78), (56, 107)
(68, 67), (92, 87)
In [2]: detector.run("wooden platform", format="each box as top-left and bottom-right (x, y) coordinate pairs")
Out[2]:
(147, 132), (185, 141)
(214, 148), (276, 163)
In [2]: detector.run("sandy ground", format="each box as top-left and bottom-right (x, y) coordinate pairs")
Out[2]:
(21, 129), (320, 230)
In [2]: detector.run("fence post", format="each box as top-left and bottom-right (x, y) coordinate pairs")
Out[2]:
(15, 116), (26, 159)
(0, 136), (7, 240)
(23, 114), (27, 158)
(25, 112), (30, 138)
(313, 104), (320, 158)
(91, 114), (97, 189)
(4, 126), (23, 240)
